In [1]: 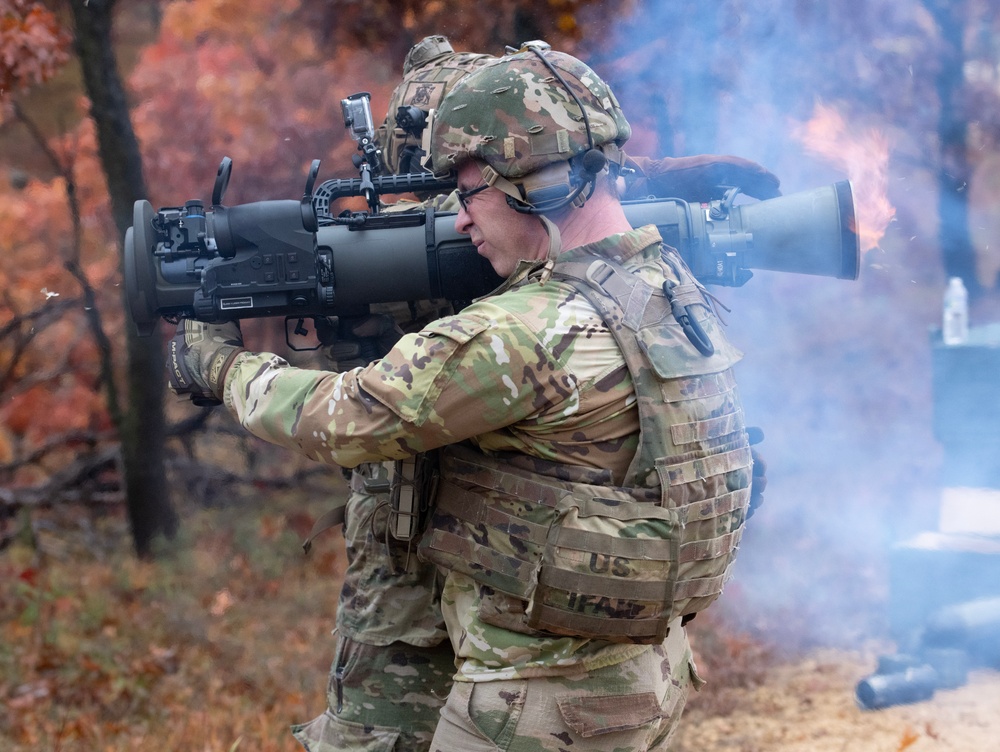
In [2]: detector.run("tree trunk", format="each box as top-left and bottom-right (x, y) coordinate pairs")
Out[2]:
(67, 0), (177, 556)
(926, 0), (979, 295)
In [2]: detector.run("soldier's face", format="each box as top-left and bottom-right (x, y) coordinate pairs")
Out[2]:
(454, 161), (548, 278)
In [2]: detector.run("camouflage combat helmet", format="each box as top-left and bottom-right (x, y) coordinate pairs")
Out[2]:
(402, 34), (454, 74)
(428, 43), (631, 211)
(378, 36), (496, 175)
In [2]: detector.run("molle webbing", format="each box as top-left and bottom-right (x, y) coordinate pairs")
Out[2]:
(424, 447), (590, 601)
(671, 410), (745, 445)
(550, 255), (727, 486)
(420, 245), (752, 643)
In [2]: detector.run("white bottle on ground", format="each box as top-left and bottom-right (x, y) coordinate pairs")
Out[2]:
(942, 276), (969, 346)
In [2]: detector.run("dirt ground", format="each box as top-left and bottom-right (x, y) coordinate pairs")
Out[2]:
(6, 489), (999, 752)
(674, 649), (1000, 752)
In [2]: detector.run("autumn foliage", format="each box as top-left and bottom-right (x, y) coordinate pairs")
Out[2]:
(4, 0), (1000, 749)
(0, 0), (618, 503)
(0, 0), (69, 98)
(0, 0), (997, 509)
(0, 0), (121, 489)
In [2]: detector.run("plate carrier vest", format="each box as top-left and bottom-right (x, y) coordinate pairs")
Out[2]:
(418, 241), (753, 644)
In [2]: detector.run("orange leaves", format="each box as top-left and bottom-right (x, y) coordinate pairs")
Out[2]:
(127, 0), (618, 206)
(128, 12), (348, 203)
(4, 385), (52, 436)
(897, 726), (920, 750)
(162, 0), (304, 50)
(0, 377), (112, 492)
(0, 0), (71, 98)
(0, 134), (117, 312)
(0, 178), (73, 262)
(4, 379), (108, 440)
(0, 117), (121, 476)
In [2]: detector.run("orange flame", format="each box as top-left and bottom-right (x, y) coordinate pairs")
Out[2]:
(792, 103), (895, 252)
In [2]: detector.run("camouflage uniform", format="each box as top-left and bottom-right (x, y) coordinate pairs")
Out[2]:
(222, 221), (743, 748)
(195, 41), (761, 752)
(377, 35), (494, 177)
(293, 37), (496, 752)
(290, 297), (456, 752)
(290, 441), (455, 752)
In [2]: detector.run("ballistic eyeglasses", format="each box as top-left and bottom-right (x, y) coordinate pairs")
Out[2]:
(457, 183), (489, 211)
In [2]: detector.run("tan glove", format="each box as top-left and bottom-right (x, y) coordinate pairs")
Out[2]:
(166, 319), (246, 406)
(622, 154), (781, 202)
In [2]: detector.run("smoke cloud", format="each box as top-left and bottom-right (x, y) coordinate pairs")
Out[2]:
(595, 0), (998, 652)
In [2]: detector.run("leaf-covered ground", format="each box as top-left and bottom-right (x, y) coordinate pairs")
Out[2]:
(3, 491), (999, 752)
(676, 649), (1000, 752)
(1, 490), (343, 751)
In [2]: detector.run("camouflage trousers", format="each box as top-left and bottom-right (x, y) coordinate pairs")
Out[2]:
(292, 635), (455, 751)
(430, 622), (697, 752)
(293, 462), (454, 752)
(291, 464), (697, 751)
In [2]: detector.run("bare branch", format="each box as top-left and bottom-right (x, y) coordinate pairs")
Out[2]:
(0, 444), (120, 509)
(0, 294), (83, 342)
(0, 429), (114, 474)
(0, 298), (80, 397)
(9, 95), (122, 426)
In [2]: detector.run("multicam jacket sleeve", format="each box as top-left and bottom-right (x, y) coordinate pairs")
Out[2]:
(221, 261), (643, 477)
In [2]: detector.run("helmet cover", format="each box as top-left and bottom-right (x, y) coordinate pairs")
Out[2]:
(379, 37), (496, 174)
(428, 48), (631, 180)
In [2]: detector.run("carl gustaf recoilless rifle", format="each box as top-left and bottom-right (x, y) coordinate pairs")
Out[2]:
(124, 92), (861, 346)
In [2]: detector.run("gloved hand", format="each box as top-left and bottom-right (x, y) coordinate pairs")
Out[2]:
(317, 313), (404, 371)
(166, 319), (246, 407)
(622, 154), (782, 202)
(745, 426), (768, 519)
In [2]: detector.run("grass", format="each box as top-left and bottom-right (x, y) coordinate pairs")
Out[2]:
(1, 484), (345, 752)
(1, 466), (786, 751)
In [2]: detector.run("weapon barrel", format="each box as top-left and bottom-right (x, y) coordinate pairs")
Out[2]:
(124, 181), (861, 336)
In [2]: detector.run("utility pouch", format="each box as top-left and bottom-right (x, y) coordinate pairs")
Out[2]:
(527, 493), (681, 644)
(388, 451), (439, 542)
(422, 446), (684, 644)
